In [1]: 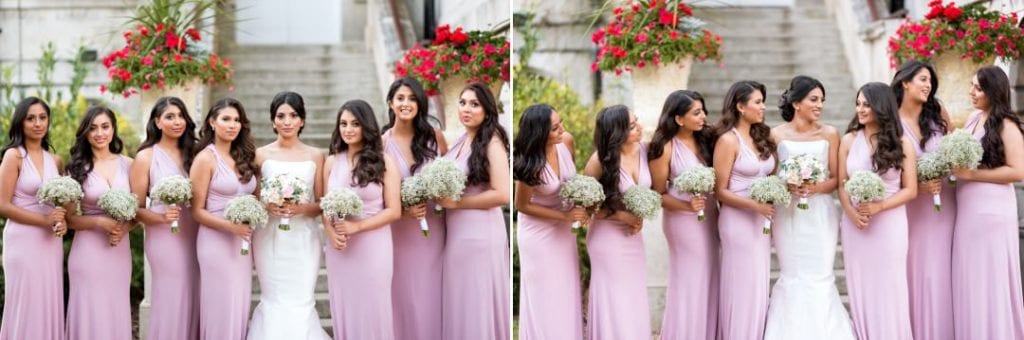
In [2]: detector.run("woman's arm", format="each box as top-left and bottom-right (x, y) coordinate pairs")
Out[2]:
(0, 149), (58, 227)
(713, 134), (773, 216)
(189, 150), (250, 237)
(859, 137), (919, 216)
(130, 148), (176, 226)
(650, 141), (701, 212)
(837, 132), (868, 229)
(334, 155), (403, 235)
(439, 138), (510, 209)
(953, 119), (1024, 184)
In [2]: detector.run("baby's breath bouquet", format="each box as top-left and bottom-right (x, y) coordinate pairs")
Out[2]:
(671, 165), (715, 221)
(938, 129), (983, 186)
(321, 188), (365, 232)
(558, 175), (605, 229)
(749, 176), (790, 234)
(260, 173), (310, 231)
(917, 153), (951, 211)
(224, 195), (267, 255)
(150, 175), (192, 233)
(844, 171), (887, 206)
(400, 175), (431, 237)
(778, 154), (829, 210)
(98, 189), (138, 222)
(623, 186), (662, 221)
(37, 176), (84, 235)
(419, 158), (467, 215)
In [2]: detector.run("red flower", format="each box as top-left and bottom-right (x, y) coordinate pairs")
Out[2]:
(461, 55), (472, 64)
(926, 5), (943, 19)
(978, 34), (991, 43)
(99, 84), (107, 94)
(943, 5), (963, 20)
(670, 30), (679, 40)
(637, 60), (646, 68)
(612, 46), (627, 59)
(123, 31), (133, 42)
(174, 53), (183, 63)
(482, 59), (496, 68)
(434, 25), (451, 44)
(450, 28), (469, 45)
(659, 9), (678, 26)
(483, 43), (497, 55)
(156, 23), (164, 32)
(592, 29), (605, 43)
(142, 56), (153, 66)
(979, 19), (991, 30)
(142, 83), (152, 90)
(186, 28), (201, 41)
(591, 62), (599, 72)
(166, 32), (182, 50)
(613, 7), (624, 16)
(139, 26), (150, 37)
(636, 33), (648, 43)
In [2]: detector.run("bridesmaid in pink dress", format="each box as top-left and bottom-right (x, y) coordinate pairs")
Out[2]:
(190, 98), (259, 340)
(65, 106), (134, 340)
(838, 82), (917, 340)
(951, 66), (1024, 339)
(0, 97), (67, 340)
(648, 90), (720, 340)
(437, 83), (511, 340)
(130, 96), (201, 340)
(712, 81), (775, 340)
(891, 61), (956, 339)
(513, 104), (584, 339)
(380, 77), (448, 340)
(582, 105), (650, 339)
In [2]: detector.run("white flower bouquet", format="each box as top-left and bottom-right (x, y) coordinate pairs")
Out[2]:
(622, 186), (662, 221)
(36, 176), (83, 235)
(98, 189), (138, 222)
(321, 188), (364, 231)
(917, 153), (951, 211)
(419, 158), (467, 215)
(778, 153), (828, 210)
(260, 174), (310, 231)
(400, 175), (431, 237)
(844, 170), (887, 205)
(224, 195), (268, 255)
(558, 175), (605, 229)
(150, 175), (192, 233)
(938, 129), (983, 186)
(749, 176), (790, 234)
(671, 166), (716, 221)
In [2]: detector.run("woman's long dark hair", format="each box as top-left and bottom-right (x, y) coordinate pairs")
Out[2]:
(975, 66), (1024, 169)
(594, 105), (631, 213)
(68, 106), (125, 184)
(715, 81), (775, 160)
(891, 60), (946, 149)
(382, 77), (438, 173)
(269, 91), (307, 135)
(1, 97), (52, 156)
(847, 82), (905, 173)
(462, 82), (510, 187)
(329, 100), (386, 186)
(513, 104), (555, 186)
(195, 98), (258, 183)
(648, 90), (714, 164)
(779, 75), (825, 122)
(137, 96), (199, 170)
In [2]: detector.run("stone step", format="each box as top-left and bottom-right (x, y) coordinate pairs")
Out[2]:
(230, 43), (366, 55)
(231, 58), (375, 72)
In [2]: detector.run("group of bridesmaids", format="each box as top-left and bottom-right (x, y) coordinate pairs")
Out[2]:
(514, 62), (1024, 339)
(0, 77), (511, 340)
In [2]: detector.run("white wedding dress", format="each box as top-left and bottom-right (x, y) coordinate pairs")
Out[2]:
(247, 160), (331, 340)
(763, 140), (855, 340)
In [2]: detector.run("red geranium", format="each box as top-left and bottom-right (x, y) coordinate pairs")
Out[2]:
(889, 1), (1024, 67)
(395, 24), (509, 94)
(592, 0), (721, 74)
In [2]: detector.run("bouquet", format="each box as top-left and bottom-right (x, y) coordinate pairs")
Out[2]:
(150, 175), (192, 233)
(98, 189), (138, 222)
(917, 152), (951, 211)
(321, 188), (365, 233)
(224, 195), (268, 255)
(671, 165), (715, 221)
(36, 176), (84, 235)
(400, 175), (431, 237)
(622, 186), (662, 220)
(558, 175), (605, 229)
(844, 171), (888, 204)
(260, 174), (310, 231)
(778, 154), (829, 210)
(419, 158), (467, 215)
(749, 176), (790, 234)
(938, 128), (983, 186)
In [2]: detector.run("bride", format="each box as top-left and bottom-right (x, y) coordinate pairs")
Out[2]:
(248, 92), (331, 339)
(764, 76), (855, 339)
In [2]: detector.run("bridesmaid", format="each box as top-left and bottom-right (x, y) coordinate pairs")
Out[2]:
(0, 97), (66, 339)
(712, 81), (776, 340)
(323, 99), (401, 339)
(513, 104), (584, 339)
(583, 104), (651, 338)
(190, 98), (259, 340)
(381, 77), (448, 340)
(951, 66), (1024, 338)
(65, 106), (134, 340)
(647, 90), (720, 339)
(437, 83), (511, 339)
(891, 61), (956, 339)
(837, 82), (916, 340)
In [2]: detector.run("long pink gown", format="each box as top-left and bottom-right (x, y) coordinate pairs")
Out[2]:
(717, 129), (774, 340)
(0, 147), (64, 340)
(516, 143), (583, 339)
(145, 145), (200, 340)
(952, 111), (1024, 339)
(900, 120), (955, 340)
(659, 138), (720, 340)
(196, 145), (257, 340)
(383, 132), (445, 340)
(441, 134), (510, 340)
(66, 156), (133, 340)
(841, 130), (912, 339)
(587, 142), (651, 339)
(325, 155), (395, 339)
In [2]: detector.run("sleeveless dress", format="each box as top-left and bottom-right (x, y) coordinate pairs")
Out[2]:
(516, 143), (583, 340)
(0, 147), (64, 340)
(144, 145), (200, 340)
(197, 145), (257, 340)
(586, 142), (652, 339)
(659, 138), (720, 340)
(66, 156), (133, 340)
(841, 130), (912, 339)
(717, 129), (775, 340)
(325, 155), (395, 339)
(951, 111), (1024, 339)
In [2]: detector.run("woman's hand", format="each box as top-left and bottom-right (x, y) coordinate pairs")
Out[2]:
(919, 179), (942, 196)
(402, 203), (427, 220)
(163, 205), (181, 223)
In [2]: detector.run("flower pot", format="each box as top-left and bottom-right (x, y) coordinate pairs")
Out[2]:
(138, 80), (205, 135)
(438, 77), (503, 142)
(630, 57), (693, 136)
(932, 53), (994, 128)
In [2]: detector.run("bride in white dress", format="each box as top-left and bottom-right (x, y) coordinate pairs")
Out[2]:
(764, 76), (855, 340)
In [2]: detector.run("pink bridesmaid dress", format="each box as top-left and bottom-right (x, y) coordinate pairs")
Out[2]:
(951, 112), (1024, 339)
(383, 132), (445, 340)
(586, 142), (651, 339)
(66, 156), (133, 340)
(145, 145), (200, 340)
(717, 129), (774, 340)
(660, 138), (720, 340)
(516, 143), (583, 340)
(325, 155), (395, 340)
(441, 134), (510, 340)
(196, 145), (257, 340)
(841, 130), (912, 339)
(900, 120), (955, 339)
(0, 147), (64, 340)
